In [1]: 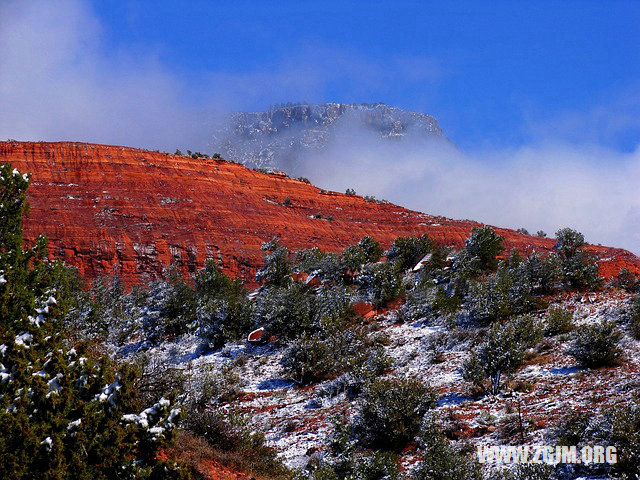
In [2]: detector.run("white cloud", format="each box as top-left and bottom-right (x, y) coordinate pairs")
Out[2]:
(298, 125), (640, 254)
(0, 0), (212, 151)
(524, 87), (640, 149)
(1, 0), (637, 255)
(0, 1), (443, 150)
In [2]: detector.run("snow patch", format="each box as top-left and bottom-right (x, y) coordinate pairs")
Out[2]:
(121, 397), (177, 440)
(41, 437), (53, 452)
(95, 375), (121, 406)
(15, 332), (33, 348)
(67, 418), (82, 430)
(0, 363), (11, 383)
(47, 373), (63, 397)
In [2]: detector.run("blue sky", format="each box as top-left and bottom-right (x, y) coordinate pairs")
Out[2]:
(88, 0), (640, 150)
(1, 0), (639, 252)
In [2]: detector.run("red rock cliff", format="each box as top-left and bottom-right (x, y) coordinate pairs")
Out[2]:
(1, 141), (638, 286)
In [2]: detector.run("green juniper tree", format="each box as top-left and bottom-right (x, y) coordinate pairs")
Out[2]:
(0, 163), (185, 479)
(386, 234), (434, 272)
(342, 235), (384, 272)
(463, 318), (542, 395)
(256, 237), (293, 288)
(464, 226), (505, 273)
(554, 228), (601, 289)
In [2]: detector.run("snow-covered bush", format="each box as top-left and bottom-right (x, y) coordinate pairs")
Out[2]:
(414, 244), (451, 286)
(567, 320), (622, 368)
(349, 451), (400, 480)
(412, 415), (482, 480)
(65, 275), (152, 347)
(195, 296), (247, 348)
(449, 249), (481, 281)
(281, 312), (389, 385)
(552, 401), (640, 479)
(0, 163), (185, 479)
(386, 234), (434, 272)
(431, 287), (463, 316)
(281, 331), (334, 384)
(406, 239), (558, 326)
(160, 267), (199, 337)
(554, 227), (586, 258)
(587, 404), (640, 479)
(554, 228), (602, 290)
(515, 251), (560, 294)
(412, 437), (482, 480)
(0, 165), (48, 323)
(295, 246), (328, 272)
(73, 260), (254, 349)
(256, 282), (354, 341)
(294, 236), (384, 283)
(193, 260), (253, 347)
(254, 282), (317, 339)
(403, 286), (437, 322)
(355, 262), (404, 308)
(463, 226), (504, 273)
(342, 235), (384, 273)
(301, 250), (344, 283)
(314, 286), (354, 321)
(466, 275), (512, 323)
(463, 318), (541, 394)
(318, 343), (391, 399)
(551, 409), (591, 447)
(544, 306), (574, 336)
(612, 267), (639, 292)
(73, 275), (126, 337)
(465, 264), (542, 323)
(403, 284), (461, 323)
(256, 237), (293, 287)
(560, 252), (602, 290)
(512, 314), (544, 350)
(444, 229), (505, 301)
(133, 267), (200, 343)
(295, 419), (400, 480)
(353, 377), (436, 450)
(73, 278), (145, 347)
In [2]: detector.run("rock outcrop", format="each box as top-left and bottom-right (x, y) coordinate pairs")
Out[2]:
(210, 102), (443, 171)
(1, 141), (638, 286)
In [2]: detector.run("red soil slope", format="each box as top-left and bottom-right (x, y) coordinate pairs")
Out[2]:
(1, 141), (638, 286)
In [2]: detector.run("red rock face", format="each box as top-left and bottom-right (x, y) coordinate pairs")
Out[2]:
(1, 141), (639, 286)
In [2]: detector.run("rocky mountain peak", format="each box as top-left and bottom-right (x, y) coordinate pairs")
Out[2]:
(211, 102), (443, 171)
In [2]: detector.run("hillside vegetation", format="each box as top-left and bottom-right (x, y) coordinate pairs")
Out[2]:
(3, 162), (640, 479)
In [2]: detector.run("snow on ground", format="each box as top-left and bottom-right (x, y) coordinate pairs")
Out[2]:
(120, 292), (637, 472)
